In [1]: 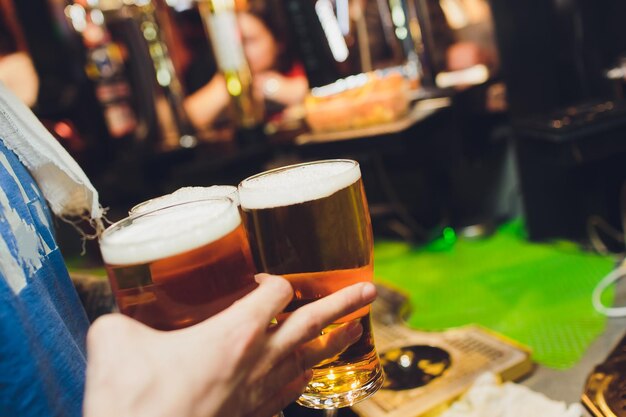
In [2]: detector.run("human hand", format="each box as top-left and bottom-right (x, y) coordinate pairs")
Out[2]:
(254, 71), (309, 107)
(184, 73), (231, 129)
(446, 41), (487, 72)
(83, 274), (376, 417)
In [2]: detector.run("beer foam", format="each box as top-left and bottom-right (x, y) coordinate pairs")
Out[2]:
(239, 160), (361, 209)
(101, 199), (240, 265)
(131, 186), (239, 214)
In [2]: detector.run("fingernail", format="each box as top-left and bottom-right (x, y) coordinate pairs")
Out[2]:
(346, 321), (363, 341)
(361, 283), (377, 302)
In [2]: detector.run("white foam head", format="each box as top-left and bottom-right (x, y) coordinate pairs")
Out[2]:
(238, 160), (361, 209)
(130, 186), (239, 214)
(101, 198), (240, 265)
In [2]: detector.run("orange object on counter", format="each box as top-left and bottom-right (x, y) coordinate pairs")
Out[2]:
(305, 72), (412, 132)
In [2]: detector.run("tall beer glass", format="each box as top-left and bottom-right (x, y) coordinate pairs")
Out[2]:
(100, 197), (256, 330)
(238, 160), (384, 409)
(130, 185), (239, 215)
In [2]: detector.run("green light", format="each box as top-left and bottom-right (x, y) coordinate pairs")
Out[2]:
(443, 227), (456, 243)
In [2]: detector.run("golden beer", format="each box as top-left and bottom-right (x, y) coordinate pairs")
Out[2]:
(100, 198), (256, 330)
(129, 185), (239, 215)
(239, 160), (383, 409)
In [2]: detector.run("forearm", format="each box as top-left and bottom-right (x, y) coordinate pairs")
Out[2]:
(256, 72), (309, 107)
(184, 75), (230, 129)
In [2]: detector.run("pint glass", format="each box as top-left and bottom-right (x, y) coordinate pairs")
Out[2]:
(238, 160), (384, 408)
(100, 198), (256, 330)
(129, 185), (239, 215)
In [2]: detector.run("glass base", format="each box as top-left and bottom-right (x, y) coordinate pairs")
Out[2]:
(296, 363), (384, 409)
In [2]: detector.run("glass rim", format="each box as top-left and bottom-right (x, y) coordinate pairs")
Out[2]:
(100, 196), (238, 246)
(129, 186), (239, 215)
(238, 159), (359, 190)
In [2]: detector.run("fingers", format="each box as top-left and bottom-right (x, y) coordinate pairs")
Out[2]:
(252, 321), (363, 387)
(188, 274), (293, 367)
(245, 370), (313, 417)
(241, 284), (372, 414)
(219, 274), (293, 330)
(269, 282), (376, 359)
(296, 320), (364, 369)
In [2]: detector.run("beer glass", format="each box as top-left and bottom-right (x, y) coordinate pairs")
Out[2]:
(130, 185), (239, 215)
(238, 160), (384, 409)
(100, 197), (256, 330)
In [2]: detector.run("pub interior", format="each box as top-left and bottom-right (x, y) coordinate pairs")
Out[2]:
(2, 0), (626, 416)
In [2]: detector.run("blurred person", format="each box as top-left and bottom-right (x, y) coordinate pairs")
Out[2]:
(362, 0), (496, 74)
(184, 0), (308, 129)
(445, 41), (489, 71)
(0, 0), (39, 107)
(0, 80), (375, 417)
(439, 0), (499, 72)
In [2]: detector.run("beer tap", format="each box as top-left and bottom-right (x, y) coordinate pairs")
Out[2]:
(66, 0), (139, 140)
(71, 0), (197, 149)
(125, 0), (197, 148)
(196, 0), (265, 129)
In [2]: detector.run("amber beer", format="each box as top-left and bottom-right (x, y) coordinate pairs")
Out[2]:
(100, 198), (256, 330)
(239, 160), (384, 409)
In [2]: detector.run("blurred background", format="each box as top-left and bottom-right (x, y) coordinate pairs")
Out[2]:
(3, 0), (626, 249)
(3, 1), (626, 415)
